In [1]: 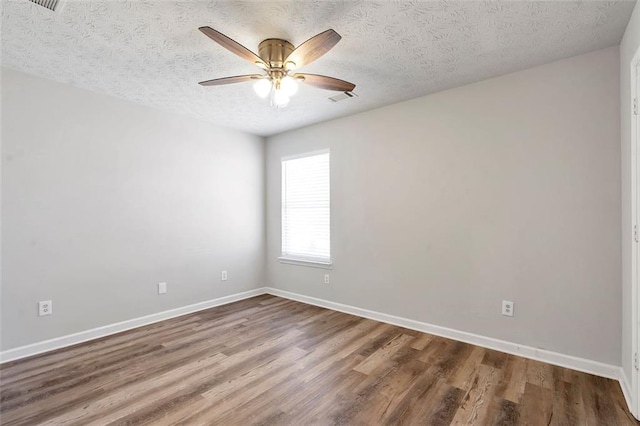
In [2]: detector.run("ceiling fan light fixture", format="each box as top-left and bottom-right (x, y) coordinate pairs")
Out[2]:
(253, 78), (271, 98)
(272, 89), (290, 108)
(280, 76), (298, 97)
(197, 27), (356, 108)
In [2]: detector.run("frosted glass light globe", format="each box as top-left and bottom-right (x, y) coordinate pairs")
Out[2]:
(272, 89), (290, 107)
(280, 76), (298, 97)
(253, 79), (272, 98)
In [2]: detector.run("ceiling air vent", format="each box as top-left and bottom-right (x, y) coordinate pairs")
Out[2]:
(28, 0), (65, 12)
(329, 92), (357, 103)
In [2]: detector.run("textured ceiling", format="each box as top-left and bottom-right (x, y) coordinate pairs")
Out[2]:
(1, 0), (636, 136)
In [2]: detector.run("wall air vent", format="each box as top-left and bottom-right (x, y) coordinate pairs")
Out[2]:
(28, 0), (65, 12)
(329, 91), (357, 103)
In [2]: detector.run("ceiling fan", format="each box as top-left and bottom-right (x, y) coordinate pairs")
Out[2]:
(198, 27), (356, 108)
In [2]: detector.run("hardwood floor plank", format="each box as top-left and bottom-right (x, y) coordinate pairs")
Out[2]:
(427, 385), (466, 426)
(501, 356), (528, 404)
(353, 333), (414, 375)
(293, 321), (386, 385)
(201, 346), (308, 401)
(382, 372), (442, 425)
(0, 295), (636, 426)
(1, 318), (202, 386)
(588, 375), (624, 425)
(334, 345), (436, 424)
(450, 364), (502, 425)
(186, 350), (312, 423)
(519, 382), (553, 426)
(431, 341), (475, 379)
(481, 349), (507, 369)
(525, 359), (555, 390)
(25, 349), (228, 425)
(550, 380), (581, 425)
(491, 399), (520, 426)
(409, 333), (432, 350)
(448, 345), (485, 391)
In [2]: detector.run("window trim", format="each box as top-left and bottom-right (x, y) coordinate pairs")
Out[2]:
(277, 256), (333, 269)
(281, 149), (330, 162)
(280, 149), (331, 269)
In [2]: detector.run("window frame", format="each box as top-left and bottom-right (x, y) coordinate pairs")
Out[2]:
(278, 149), (332, 269)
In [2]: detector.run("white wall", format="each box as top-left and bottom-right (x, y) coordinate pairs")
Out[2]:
(1, 68), (265, 351)
(621, 0), (640, 404)
(1, 44), (624, 369)
(266, 47), (621, 365)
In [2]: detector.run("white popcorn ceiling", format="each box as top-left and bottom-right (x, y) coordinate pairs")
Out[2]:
(1, 0), (635, 136)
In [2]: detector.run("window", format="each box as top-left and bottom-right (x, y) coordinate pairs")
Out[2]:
(280, 151), (331, 268)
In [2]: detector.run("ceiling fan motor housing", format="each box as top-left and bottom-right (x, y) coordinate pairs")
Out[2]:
(258, 39), (295, 70)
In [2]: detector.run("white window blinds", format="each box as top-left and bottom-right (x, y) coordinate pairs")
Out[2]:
(281, 151), (330, 263)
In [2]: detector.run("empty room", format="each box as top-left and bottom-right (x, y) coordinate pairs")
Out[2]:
(3, 0), (640, 424)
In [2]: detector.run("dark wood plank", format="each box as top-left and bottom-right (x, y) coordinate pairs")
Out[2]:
(493, 399), (520, 426)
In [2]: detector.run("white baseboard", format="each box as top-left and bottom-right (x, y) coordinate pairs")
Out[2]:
(265, 287), (624, 383)
(621, 369), (635, 417)
(0, 288), (268, 364)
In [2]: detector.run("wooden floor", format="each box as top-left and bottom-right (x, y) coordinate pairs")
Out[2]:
(0, 295), (636, 425)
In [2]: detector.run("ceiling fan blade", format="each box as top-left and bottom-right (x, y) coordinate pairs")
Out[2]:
(199, 75), (262, 86)
(284, 29), (341, 69)
(295, 73), (355, 92)
(199, 27), (268, 69)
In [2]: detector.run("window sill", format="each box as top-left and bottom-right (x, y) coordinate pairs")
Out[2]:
(278, 257), (333, 269)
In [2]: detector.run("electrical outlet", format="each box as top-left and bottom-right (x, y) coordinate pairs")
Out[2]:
(158, 282), (167, 295)
(502, 300), (514, 317)
(324, 274), (330, 284)
(221, 270), (228, 281)
(38, 300), (52, 316)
